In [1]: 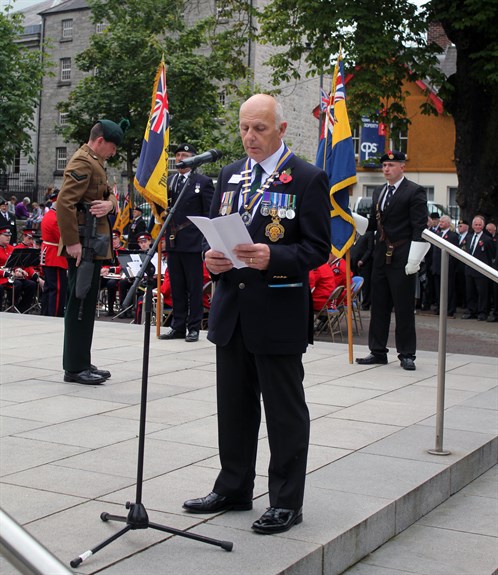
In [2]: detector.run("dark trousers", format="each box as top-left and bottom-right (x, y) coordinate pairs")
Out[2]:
(465, 274), (489, 317)
(168, 251), (204, 332)
(12, 278), (36, 313)
(63, 260), (101, 372)
(41, 266), (67, 317)
(433, 268), (456, 315)
(213, 322), (309, 509)
(369, 263), (417, 358)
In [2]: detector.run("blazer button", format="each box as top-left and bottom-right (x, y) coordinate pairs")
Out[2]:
(238, 283), (246, 289)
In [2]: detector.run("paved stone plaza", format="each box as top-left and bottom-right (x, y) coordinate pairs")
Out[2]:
(0, 314), (496, 574)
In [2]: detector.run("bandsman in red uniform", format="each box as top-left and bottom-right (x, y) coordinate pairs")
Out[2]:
(9, 229), (43, 312)
(328, 255), (353, 304)
(40, 190), (68, 316)
(309, 262), (336, 312)
(0, 227), (15, 310)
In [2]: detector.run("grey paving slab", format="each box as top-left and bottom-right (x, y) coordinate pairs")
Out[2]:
(55, 437), (218, 481)
(343, 523), (497, 575)
(0, 395), (129, 424)
(0, 482), (85, 524)
(0, 415), (47, 437)
(1, 463), (137, 499)
(15, 414), (167, 448)
(310, 417), (402, 450)
(305, 382), (386, 407)
(0, 436), (88, 476)
(419, 404), (498, 435)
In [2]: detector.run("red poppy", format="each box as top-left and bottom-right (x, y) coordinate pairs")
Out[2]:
(279, 173), (292, 184)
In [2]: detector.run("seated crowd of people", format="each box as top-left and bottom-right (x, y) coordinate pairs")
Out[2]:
(1, 195), (497, 325)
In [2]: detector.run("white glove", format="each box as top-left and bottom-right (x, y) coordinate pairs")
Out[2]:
(405, 241), (430, 275)
(352, 212), (369, 236)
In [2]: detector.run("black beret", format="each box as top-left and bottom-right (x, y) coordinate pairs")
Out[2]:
(133, 205), (143, 212)
(430, 212), (440, 219)
(174, 143), (197, 155)
(379, 150), (406, 163)
(458, 219), (469, 225)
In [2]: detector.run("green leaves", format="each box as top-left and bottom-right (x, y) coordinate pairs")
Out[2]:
(0, 10), (46, 171)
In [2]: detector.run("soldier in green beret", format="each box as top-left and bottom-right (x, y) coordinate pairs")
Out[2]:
(57, 119), (128, 384)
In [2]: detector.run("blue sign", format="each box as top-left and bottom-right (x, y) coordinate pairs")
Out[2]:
(360, 117), (385, 167)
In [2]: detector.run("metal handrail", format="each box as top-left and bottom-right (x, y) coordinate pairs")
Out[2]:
(0, 509), (72, 575)
(421, 229), (498, 456)
(422, 229), (498, 282)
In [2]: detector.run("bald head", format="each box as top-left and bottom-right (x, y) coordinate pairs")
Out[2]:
(239, 94), (287, 162)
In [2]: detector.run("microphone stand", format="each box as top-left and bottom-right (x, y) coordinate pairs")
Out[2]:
(70, 167), (232, 569)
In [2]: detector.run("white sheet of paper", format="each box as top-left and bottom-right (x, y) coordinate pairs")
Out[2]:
(188, 213), (254, 269)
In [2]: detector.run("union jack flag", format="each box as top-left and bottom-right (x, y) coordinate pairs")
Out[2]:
(150, 65), (169, 134)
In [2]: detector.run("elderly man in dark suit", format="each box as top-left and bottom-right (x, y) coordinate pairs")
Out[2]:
(182, 94), (331, 534)
(431, 215), (459, 318)
(462, 215), (494, 320)
(356, 151), (428, 371)
(0, 198), (17, 244)
(159, 143), (214, 342)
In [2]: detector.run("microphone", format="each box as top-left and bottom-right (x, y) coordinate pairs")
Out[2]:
(175, 149), (223, 169)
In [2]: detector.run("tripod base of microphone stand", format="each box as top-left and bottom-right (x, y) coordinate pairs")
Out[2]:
(69, 501), (233, 567)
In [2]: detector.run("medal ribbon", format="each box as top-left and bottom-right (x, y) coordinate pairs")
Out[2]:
(240, 147), (294, 213)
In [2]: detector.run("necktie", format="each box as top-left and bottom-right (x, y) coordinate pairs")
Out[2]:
(176, 175), (185, 193)
(384, 185), (395, 210)
(250, 164), (263, 198)
(469, 234), (478, 254)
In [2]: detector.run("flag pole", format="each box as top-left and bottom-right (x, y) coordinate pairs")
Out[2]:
(156, 250), (162, 337)
(345, 249), (353, 363)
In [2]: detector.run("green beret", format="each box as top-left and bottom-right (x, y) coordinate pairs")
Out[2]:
(98, 119), (129, 146)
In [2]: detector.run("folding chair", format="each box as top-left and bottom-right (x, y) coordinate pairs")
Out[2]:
(342, 276), (364, 335)
(314, 285), (345, 342)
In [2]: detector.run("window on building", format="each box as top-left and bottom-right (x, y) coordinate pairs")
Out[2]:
(363, 185), (377, 198)
(56, 147), (67, 171)
(59, 112), (69, 126)
(216, 1), (230, 22)
(219, 90), (226, 107)
(389, 128), (408, 155)
(13, 151), (21, 174)
(60, 58), (71, 82)
(425, 186), (435, 201)
(61, 19), (73, 40)
(96, 22), (107, 33)
(351, 124), (360, 157)
(448, 187), (460, 220)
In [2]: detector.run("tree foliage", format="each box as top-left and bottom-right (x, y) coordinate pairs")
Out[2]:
(258, 0), (445, 135)
(0, 7), (47, 172)
(57, 0), (256, 179)
(429, 0), (498, 219)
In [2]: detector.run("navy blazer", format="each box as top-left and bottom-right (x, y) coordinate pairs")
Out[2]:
(165, 171), (214, 252)
(206, 155), (331, 355)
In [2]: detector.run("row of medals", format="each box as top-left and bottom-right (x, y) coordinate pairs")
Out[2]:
(220, 169), (296, 226)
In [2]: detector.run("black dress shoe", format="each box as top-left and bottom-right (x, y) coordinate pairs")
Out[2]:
(400, 357), (416, 371)
(356, 353), (387, 365)
(477, 314), (487, 321)
(159, 328), (186, 340)
(251, 507), (303, 534)
(64, 370), (106, 384)
(185, 330), (199, 342)
(183, 492), (252, 514)
(461, 313), (476, 319)
(90, 364), (111, 379)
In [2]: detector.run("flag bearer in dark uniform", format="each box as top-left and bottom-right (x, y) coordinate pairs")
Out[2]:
(57, 119), (126, 384)
(182, 94), (331, 534)
(159, 143), (214, 342)
(356, 151), (428, 371)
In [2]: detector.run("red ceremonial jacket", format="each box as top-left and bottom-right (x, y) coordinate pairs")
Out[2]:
(41, 209), (68, 269)
(0, 243), (15, 285)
